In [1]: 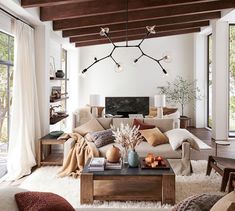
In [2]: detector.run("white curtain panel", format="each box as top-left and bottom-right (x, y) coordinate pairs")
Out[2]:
(6, 20), (41, 181)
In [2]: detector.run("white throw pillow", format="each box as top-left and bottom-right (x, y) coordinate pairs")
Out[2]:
(0, 187), (28, 211)
(164, 128), (200, 151)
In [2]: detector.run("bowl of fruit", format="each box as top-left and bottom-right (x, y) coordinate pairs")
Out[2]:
(141, 153), (170, 169)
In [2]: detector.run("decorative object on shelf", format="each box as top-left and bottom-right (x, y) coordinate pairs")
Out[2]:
(81, 0), (171, 75)
(90, 94), (104, 117)
(50, 105), (62, 118)
(49, 56), (56, 78)
(111, 123), (143, 164)
(154, 94), (166, 119)
(50, 86), (61, 101)
(55, 70), (65, 78)
(49, 131), (64, 138)
(106, 145), (121, 163)
(158, 76), (201, 117)
(128, 149), (139, 168)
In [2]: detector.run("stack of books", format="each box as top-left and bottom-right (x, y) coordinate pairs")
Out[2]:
(88, 157), (105, 171)
(105, 160), (122, 170)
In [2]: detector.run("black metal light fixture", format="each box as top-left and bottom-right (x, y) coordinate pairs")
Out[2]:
(82, 0), (171, 75)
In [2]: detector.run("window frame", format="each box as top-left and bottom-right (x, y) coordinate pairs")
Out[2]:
(0, 30), (14, 146)
(207, 33), (212, 128)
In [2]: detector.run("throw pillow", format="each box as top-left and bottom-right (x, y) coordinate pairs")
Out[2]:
(163, 107), (178, 115)
(73, 118), (104, 136)
(140, 127), (169, 147)
(164, 129), (200, 151)
(88, 129), (115, 148)
(133, 119), (155, 130)
(172, 194), (223, 211)
(210, 191), (235, 211)
(15, 192), (75, 211)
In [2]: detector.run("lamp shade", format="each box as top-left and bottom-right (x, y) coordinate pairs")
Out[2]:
(154, 95), (166, 107)
(90, 94), (101, 106)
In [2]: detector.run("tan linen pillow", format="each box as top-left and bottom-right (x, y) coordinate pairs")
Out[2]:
(73, 118), (104, 136)
(210, 191), (235, 211)
(140, 127), (169, 147)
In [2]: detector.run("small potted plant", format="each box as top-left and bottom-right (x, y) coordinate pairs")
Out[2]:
(111, 123), (143, 167)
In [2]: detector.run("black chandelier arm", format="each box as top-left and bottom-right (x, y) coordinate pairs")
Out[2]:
(144, 54), (167, 74)
(137, 32), (150, 47)
(110, 55), (119, 66)
(105, 33), (116, 47)
(82, 54), (110, 74)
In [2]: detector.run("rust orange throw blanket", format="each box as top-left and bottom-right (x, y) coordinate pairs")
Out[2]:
(58, 133), (99, 178)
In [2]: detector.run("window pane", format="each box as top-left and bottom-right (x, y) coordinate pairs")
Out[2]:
(208, 35), (212, 128)
(229, 25), (235, 133)
(0, 32), (9, 62)
(9, 36), (14, 63)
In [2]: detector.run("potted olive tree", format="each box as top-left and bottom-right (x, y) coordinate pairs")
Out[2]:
(158, 76), (201, 126)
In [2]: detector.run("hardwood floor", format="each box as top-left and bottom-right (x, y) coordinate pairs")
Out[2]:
(188, 128), (235, 160)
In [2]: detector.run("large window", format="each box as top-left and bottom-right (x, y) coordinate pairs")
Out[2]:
(207, 34), (212, 128)
(0, 31), (14, 159)
(229, 25), (235, 135)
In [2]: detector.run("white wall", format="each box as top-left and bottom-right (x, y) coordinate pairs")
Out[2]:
(79, 34), (195, 122)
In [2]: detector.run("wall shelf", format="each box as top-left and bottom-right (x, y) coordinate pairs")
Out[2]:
(50, 114), (69, 125)
(50, 77), (69, 81)
(50, 96), (69, 103)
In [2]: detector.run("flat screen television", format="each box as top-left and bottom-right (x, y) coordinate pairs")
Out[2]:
(105, 97), (149, 117)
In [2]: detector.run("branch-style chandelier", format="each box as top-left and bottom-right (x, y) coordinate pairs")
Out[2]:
(82, 0), (171, 75)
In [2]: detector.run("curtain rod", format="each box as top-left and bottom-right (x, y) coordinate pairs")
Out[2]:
(0, 7), (34, 29)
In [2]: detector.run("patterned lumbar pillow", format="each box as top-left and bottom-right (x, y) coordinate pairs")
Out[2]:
(88, 129), (115, 148)
(172, 194), (223, 211)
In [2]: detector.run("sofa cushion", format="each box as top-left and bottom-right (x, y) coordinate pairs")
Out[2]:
(0, 187), (28, 211)
(172, 194), (223, 211)
(88, 129), (115, 148)
(210, 191), (235, 211)
(140, 128), (169, 147)
(144, 118), (174, 132)
(73, 118), (104, 136)
(97, 118), (112, 129)
(165, 129), (200, 151)
(133, 119), (155, 130)
(15, 192), (75, 211)
(112, 118), (143, 129)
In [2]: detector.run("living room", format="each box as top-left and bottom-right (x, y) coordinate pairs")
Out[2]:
(0, 0), (235, 210)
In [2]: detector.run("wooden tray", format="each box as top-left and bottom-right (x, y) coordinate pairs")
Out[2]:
(140, 158), (170, 170)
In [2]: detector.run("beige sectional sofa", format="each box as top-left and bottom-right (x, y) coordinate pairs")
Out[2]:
(64, 115), (193, 175)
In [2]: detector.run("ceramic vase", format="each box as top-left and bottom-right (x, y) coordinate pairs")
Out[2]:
(128, 149), (139, 168)
(55, 70), (65, 78)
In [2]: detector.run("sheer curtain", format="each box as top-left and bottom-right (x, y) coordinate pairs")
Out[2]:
(6, 20), (41, 181)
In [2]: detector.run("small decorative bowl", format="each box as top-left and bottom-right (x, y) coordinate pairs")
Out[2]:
(49, 131), (64, 137)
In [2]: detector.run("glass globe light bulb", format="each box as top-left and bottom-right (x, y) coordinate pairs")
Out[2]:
(100, 27), (109, 36)
(162, 52), (172, 63)
(114, 63), (124, 73)
(146, 25), (156, 34)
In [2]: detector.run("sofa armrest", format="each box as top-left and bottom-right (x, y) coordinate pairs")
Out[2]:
(63, 138), (76, 165)
(182, 142), (191, 160)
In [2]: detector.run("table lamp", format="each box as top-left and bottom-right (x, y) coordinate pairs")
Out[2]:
(90, 94), (102, 117)
(154, 95), (166, 119)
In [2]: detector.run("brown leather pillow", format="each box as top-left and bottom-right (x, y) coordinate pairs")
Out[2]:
(163, 107), (178, 115)
(133, 119), (155, 130)
(15, 192), (75, 211)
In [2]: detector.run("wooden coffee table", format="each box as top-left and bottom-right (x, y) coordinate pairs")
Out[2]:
(80, 158), (175, 205)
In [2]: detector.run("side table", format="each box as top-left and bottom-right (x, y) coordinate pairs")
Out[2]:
(38, 134), (67, 167)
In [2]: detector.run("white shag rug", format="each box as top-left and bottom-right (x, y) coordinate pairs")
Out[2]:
(19, 160), (222, 209)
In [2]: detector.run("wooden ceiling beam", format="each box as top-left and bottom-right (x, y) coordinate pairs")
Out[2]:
(41, 0), (217, 21)
(63, 12), (219, 37)
(53, 0), (230, 31)
(21, 0), (90, 8)
(70, 21), (209, 43)
(75, 28), (201, 47)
